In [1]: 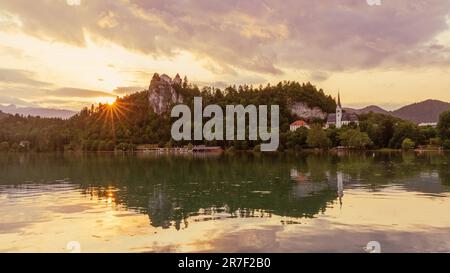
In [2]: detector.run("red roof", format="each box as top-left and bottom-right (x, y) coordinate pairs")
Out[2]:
(290, 120), (308, 126)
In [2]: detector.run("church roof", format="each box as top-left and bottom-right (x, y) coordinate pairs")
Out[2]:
(327, 113), (358, 123)
(290, 120), (308, 127)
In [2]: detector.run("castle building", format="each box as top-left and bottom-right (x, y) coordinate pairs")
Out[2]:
(148, 73), (184, 115)
(326, 93), (359, 129)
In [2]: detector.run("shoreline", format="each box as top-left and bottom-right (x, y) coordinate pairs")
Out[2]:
(1, 148), (449, 155)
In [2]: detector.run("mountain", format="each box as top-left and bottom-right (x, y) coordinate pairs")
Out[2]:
(391, 99), (450, 124)
(0, 104), (77, 119)
(345, 105), (390, 116)
(345, 99), (450, 124)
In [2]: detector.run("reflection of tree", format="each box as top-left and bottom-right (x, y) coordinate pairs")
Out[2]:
(2, 152), (450, 230)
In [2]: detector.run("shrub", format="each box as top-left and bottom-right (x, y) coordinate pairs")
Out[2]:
(443, 140), (450, 150)
(253, 144), (261, 153)
(0, 142), (9, 152)
(402, 138), (416, 150)
(429, 137), (442, 146)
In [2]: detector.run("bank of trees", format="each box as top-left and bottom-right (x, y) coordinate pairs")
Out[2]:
(1, 82), (450, 152)
(438, 111), (450, 149)
(282, 111), (450, 151)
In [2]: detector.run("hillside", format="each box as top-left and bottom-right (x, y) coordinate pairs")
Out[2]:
(391, 100), (450, 124)
(346, 100), (450, 124)
(345, 105), (390, 116)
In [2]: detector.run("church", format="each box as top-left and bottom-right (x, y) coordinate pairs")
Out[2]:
(325, 93), (359, 129)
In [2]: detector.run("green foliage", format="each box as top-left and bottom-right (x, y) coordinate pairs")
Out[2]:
(443, 140), (450, 150)
(283, 127), (308, 150)
(186, 143), (194, 150)
(1, 80), (442, 152)
(325, 127), (340, 147)
(116, 142), (134, 151)
(429, 137), (442, 146)
(0, 115), (69, 152)
(438, 111), (450, 140)
(0, 141), (9, 152)
(359, 112), (427, 149)
(253, 144), (261, 152)
(339, 129), (373, 149)
(165, 140), (174, 148)
(307, 124), (330, 149)
(402, 138), (416, 150)
(359, 113), (395, 148)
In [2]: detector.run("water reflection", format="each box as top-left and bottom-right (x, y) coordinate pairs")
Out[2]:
(1, 152), (450, 252)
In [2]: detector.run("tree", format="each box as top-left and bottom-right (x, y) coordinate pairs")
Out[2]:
(429, 137), (442, 146)
(402, 138), (415, 150)
(389, 121), (421, 149)
(253, 144), (261, 152)
(438, 111), (450, 140)
(284, 127), (308, 150)
(443, 140), (450, 150)
(307, 124), (330, 149)
(0, 141), (9, 152)
(339, 129), (372, 149)
(326, 127), (340, 147)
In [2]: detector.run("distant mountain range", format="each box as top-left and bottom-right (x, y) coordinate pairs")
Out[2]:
(345, 99), (450, 124)
(1, 99), (449, 123)
(0, 104), (77, 119)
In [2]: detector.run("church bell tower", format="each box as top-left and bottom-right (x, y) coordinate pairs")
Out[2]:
(336, 92), (343, 128)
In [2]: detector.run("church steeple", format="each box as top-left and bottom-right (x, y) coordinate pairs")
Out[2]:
(336, 91), (343, 128)
(337, 91), (342, 108)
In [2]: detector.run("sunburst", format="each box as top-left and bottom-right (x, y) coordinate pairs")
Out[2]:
(96, 99), (133, 144)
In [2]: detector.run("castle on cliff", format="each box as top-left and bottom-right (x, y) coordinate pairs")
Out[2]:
(148, 73), (184, 115)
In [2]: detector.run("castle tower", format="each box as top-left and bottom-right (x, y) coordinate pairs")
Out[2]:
(336, 92), (343, 128)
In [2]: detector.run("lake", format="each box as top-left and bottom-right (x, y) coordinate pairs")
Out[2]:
(1, 151), (450, 253)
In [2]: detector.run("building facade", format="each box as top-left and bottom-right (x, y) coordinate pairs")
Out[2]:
(290, 120), (310, 131)
(326, 93), (359, 129)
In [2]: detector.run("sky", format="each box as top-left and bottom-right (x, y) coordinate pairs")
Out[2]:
(0, 0), (450, 111)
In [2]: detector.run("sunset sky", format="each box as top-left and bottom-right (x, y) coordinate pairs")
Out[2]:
(1, 0), (450, 111)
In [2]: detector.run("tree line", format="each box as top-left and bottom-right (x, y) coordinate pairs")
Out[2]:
(1, 80), (450, 152)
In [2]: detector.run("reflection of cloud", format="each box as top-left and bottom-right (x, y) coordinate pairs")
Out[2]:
(190, 227), (282, 253)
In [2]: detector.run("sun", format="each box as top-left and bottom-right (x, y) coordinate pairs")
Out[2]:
(98, 96), (117, 106)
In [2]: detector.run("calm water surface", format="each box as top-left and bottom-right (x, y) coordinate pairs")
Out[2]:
(1, 152), (450, 253)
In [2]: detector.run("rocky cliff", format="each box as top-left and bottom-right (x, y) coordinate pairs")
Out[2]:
(148, 73), (184, 115)
(290, 102), (327, 120)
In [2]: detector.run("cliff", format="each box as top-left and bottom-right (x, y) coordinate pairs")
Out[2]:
(148, 73), (184, 115)
(290, 102), (327, 120)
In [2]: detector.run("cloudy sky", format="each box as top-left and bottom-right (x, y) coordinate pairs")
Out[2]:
(1, 0), (450, 110)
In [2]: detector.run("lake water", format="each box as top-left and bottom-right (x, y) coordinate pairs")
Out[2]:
(1, 151), (450, 253)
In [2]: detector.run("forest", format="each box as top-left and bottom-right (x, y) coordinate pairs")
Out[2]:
(1, 80), (450, 152)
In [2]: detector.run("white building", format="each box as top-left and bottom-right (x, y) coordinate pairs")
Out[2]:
(418, 122), (438, 127)
(326, 93), (359, 129)
(290, 120), (310, 131)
